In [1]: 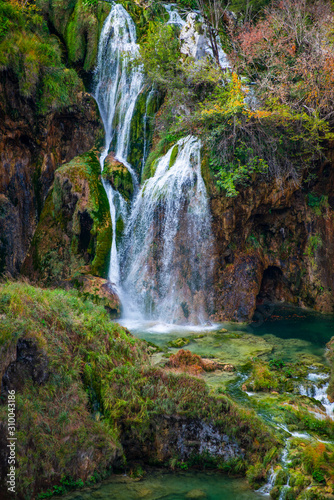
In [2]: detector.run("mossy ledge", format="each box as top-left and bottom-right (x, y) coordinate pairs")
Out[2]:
(22, 149), (112, 283)
(0, 282), (279, 499)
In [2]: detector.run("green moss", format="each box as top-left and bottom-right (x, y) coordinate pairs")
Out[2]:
(25, 150), (112, 281)
(102, 160), (134, 201)
(142, 131), (184, 182)
(0, 282), (279, 498)
(37, 0), (110, 73)
(167, 337), (190, 348)
(169, 144), (179, 169)
(0, 282), (144, 498)
(127, 86), (162, 176)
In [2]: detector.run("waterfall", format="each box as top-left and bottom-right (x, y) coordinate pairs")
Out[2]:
(164, 3), (186, 27)
(257, 468), (277, 496)
(94, 2), (144, 286)
(141, 88), (155, 175)
(120, 135), (214, 324)
(299, 372), (334, 419)
(94, 4), (214, 325)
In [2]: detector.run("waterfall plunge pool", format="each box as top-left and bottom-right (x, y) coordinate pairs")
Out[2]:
(61, 470), (262, 500)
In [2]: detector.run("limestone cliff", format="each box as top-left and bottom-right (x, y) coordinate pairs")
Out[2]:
(210, 160), (334, 321)
(0, 70), (103, 276)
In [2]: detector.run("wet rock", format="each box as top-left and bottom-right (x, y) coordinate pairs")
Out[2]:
(0, 70), (103, 277)
(123, 416), (243, 464)
(1, 338), (49, 394)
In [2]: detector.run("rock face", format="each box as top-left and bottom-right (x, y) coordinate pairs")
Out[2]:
(1, 338), (49, 395)
(122, 416), (243, 464)
(180, 13), (208, 61)
(0, 70), (103, 277)
(22, 150), (112, 284)
(210, 163), (334, 321)
(102, 153), (134, 201)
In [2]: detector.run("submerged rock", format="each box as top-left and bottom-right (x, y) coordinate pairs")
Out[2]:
(167, 338), (190, 348)
(186, 489), (207, 499)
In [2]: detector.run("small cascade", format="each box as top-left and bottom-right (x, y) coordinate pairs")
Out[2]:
(141, 88), (155, 175)
(94, 2), (144, 286)
(299, 372), (334, 420)
(278, 444), (291, 500)
(164, 3), (186, 26)
(121, 135), (214, 324)
(257, 468), (277, 496)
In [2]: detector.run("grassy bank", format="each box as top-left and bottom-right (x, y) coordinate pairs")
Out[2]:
(0, 281), (278, 498)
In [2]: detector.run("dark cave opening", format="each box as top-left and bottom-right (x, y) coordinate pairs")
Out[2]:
(256, 266), (288, 305)
(78, 210), (93, 261)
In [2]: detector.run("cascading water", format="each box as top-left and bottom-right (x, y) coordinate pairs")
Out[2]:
(95, 4), (214, 324)
(120, 136), (214, 324)
(299, 372), (334, 419)
(141, 88), (155, 175)
(94, 2), (144, 286)
(164, 3), (186, 26)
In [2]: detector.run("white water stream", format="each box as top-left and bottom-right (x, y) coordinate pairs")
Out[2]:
(164, 3), (186, 26)
(94, 2), (144, 286)
(299, 372), (334, 420)
(95, 4), (214, 324)
(121, 135), (214, 324)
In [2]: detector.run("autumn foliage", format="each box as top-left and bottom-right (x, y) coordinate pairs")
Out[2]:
(167, 349), (220, 374)
(230, 0), (334, 120)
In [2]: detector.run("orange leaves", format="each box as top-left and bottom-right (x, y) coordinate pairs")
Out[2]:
(229, 0), (334, 118)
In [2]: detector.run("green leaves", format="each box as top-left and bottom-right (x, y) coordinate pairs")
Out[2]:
(140, 22), (181, 89)
(212, 145), (269, 197)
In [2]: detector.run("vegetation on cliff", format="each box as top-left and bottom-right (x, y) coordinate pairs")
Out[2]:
(0, 0), (84, 114)
(24, 150), (112, 282)
(139, 0), (334, 198)
(0, 281), (278, 498)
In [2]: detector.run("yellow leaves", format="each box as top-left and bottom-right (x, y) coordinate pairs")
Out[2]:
(200, 72), (249, 120)
(247, 109), (272, 119)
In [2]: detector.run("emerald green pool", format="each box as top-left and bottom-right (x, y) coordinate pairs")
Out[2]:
(62, 471), (262, 500)
(122, 305), (334, 367)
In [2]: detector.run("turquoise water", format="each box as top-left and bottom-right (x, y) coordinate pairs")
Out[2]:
(247, 305), (334, 356)
(122, 305), (334, 365)
(62, 471), (262, 500)
(76, 306), (333, 500)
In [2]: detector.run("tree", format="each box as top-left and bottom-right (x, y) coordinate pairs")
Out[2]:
(230, 0), (334, 119)
(196, 0), (227, 66)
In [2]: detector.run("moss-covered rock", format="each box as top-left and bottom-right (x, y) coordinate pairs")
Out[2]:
(23, 149), (112, 282)
(37, 0), (110, 73)
(61, 273), (121, 318)
(128, 86), (163, 177)
(102, 153), (134, 201)
(142, 131), (184, 182)
(167, 337), (190, 348)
